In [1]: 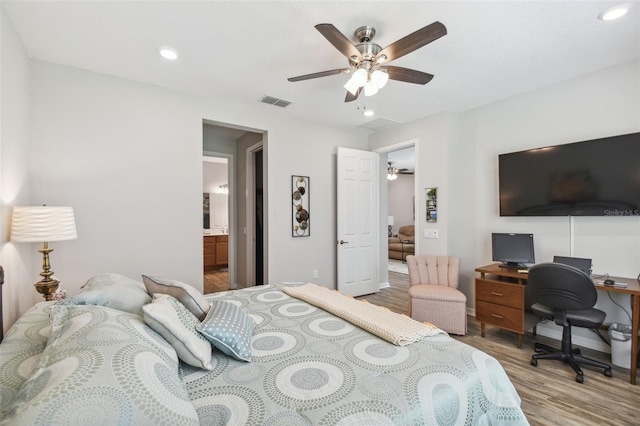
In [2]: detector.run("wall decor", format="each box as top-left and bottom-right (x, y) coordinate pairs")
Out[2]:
(292, 175), (310, 237)
(426, 187), (437, 223)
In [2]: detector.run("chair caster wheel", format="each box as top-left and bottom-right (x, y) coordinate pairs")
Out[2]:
(530, 358), (537, 367)
(604, 369), (612, 377)
(575, 374), (584, 383)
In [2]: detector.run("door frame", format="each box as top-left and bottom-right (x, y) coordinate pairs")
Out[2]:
(245, 141), (265, 287)
(373, 138), (419, 278)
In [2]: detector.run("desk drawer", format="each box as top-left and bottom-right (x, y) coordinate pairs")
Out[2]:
(476, 300), (523, 332)
(476, 279), (523, 309)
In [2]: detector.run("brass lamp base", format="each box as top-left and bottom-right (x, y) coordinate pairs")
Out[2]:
(35, 278), (59, 301)
(36, 242), (59, 301)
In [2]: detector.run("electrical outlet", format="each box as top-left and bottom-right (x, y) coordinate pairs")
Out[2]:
(313, 270), (319, 279)
(425, 229), (439, 239)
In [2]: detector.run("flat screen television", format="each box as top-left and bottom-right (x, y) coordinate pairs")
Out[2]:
(492, 233), (535, 268)
(499, 132), (640, 216)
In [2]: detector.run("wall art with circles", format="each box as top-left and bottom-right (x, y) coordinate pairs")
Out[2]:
(292, 175), (310, 237)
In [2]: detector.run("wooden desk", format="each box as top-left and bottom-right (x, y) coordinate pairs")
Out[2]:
(475, 264), (640, 385)
(475, 264), (536, 349)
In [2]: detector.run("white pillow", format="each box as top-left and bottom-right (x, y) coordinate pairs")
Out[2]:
(142, 275), (210, 320)
(142, 294), (212, 370)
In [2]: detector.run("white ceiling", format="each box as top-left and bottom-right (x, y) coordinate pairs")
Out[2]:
(3, 1), (639, 131)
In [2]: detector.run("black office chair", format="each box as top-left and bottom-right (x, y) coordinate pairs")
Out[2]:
(527, 262), (612, 383)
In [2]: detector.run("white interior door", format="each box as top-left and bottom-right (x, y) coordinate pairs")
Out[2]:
(337, 147), (379, 296)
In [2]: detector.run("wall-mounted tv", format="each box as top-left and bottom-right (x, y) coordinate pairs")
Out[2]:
(499, 132), (640, 216)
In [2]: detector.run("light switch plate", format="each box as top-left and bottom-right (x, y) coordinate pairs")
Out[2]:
(425, 229), (439, 239)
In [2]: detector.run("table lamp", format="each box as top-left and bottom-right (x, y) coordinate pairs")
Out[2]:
(388, 216), (395, 237)
(10, 206), (77, 300)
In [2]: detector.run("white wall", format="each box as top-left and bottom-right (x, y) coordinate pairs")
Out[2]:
(388, 174), (414, 231)
(203, 161), (227, 195)
(461, 60), (640, 350)
(0, 59), (368, 328)
(370, 111), (458, 260)
(370, 60), (640, 351)
(0, 8), (39, 333)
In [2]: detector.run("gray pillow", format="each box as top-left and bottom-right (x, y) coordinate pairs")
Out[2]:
(142, 275), (210, 320)
(69, 273), (151, 316)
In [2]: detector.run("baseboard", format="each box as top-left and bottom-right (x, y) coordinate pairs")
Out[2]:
(380, 281), (390, 289)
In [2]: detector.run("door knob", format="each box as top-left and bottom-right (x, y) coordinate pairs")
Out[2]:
(338, 240), (349, 245)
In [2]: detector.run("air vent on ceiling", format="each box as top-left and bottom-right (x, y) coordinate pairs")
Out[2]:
(358, 118), (400, 131)
(260, 96), (292, 108)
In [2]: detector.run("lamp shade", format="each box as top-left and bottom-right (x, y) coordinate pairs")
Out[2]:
(388, 216), (395, 226)
(11, 206), (77, 243)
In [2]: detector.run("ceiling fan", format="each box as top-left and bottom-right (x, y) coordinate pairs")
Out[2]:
(288, 22), (447, 102)
(387, 161), (412, 180)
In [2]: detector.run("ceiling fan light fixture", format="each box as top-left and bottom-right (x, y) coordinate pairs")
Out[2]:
(364, 80), (379, 96)
(344, 79), (360, 95)
(371, 70), (389, 89)
(598, 3), (632, 21)
(363, 109), (374, 117)
(351, 68), (368, 86)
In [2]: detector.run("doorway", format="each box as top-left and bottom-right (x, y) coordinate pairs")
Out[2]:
(202, 120), (267, 292)
(203, 156), (230, 293)
(377, 140), (417, 278)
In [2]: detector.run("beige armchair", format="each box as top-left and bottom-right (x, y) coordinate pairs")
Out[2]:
(388, 225), (415, 260)
(406, 254), (467, 335)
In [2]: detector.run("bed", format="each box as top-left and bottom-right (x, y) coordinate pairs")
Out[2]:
(0, 273), (529, 425)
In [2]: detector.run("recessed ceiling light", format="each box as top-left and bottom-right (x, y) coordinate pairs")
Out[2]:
(598, 3), (632, 21)
(159, 47), (178, 60)
(363, 110), (375, 117)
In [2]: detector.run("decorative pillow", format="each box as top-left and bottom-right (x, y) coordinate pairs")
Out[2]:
(196, 300), (255, 362)
(142, 294), (212, 370)
(69, 273), (151, 316)
(142, 275), (210, 320)
(3, 304), (199, 425)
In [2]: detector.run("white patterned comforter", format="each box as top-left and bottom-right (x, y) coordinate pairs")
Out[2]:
(184, 284), (529, 425)
(0, 283), (529, 425)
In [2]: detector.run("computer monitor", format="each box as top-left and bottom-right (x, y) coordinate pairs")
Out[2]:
(553, 256), (592, 276)
(491, 233), (535, 268)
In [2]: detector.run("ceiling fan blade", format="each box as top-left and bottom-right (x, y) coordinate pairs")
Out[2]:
(315, 23), (362, 60)
(384, 66), (434, 85)
(288, 68), (349, 82)
(344, 87), (362, 102)
(376, 21), (447, 63)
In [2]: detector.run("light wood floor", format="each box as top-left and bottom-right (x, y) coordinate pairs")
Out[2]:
(204, 270), (229, 294)
(357, 271), (640, 426)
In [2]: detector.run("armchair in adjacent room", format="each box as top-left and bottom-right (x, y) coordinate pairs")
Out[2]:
(388, 225), (415, 261)
(527, 262), (612, 383)
(406, 255), (467, 335)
